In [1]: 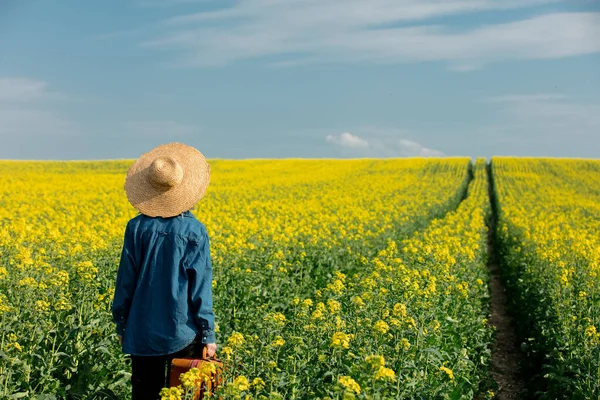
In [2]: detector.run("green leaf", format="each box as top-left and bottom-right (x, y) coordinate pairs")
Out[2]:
(35, 395), (57, 400)
(8, 392), (30, 399)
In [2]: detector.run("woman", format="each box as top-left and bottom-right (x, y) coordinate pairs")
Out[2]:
(111, 142), (217, 399)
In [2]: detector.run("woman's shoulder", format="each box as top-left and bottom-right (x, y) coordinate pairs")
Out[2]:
(178, 215), (209, 242)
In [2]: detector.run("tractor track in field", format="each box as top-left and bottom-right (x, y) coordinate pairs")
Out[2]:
(485, 162), (527, 400)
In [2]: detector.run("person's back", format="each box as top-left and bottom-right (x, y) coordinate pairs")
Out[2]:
(114, 211), (215, 356)
(111, 142), (217, 400)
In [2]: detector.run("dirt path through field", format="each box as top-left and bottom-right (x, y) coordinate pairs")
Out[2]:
(485, 162), (527, 399)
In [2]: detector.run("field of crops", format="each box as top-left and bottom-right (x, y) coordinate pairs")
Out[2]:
(1, 157), (599, 399)
(492, 158), (600, 399)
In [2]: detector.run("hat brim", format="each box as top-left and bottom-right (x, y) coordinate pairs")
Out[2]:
(124, 142), (211, 218)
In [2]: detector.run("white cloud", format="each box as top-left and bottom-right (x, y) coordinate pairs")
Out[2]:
(480, 93), (600, 148)
(0, 78), (64, 102)
(166, 0), (560, 25)
(486, 93), (600, 124)
(137, 0), (216, 7)
(509, 99), (600, 129)
(448, 63), (484, 72)
(141, 0), (600, 68)
(326, 132), (369, 148)
(397, 139), (445, 157)
(326, 132), (444, 157)
(485, 93), (568, 103)
(0, 78), (75, 138)
(0, 108), (76, 137)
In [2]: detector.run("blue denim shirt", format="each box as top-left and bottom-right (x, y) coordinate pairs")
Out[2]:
(111, 210), (216, 356)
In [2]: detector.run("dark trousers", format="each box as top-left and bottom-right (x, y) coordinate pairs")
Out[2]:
(131, 335), (205, 400)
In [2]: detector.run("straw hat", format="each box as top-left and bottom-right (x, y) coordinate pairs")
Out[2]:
(124, 142), (211, 218)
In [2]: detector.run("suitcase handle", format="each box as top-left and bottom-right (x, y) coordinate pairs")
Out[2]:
(202, 344), (219, 361)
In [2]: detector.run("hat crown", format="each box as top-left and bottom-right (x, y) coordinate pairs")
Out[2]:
(148, 156), (184, 190)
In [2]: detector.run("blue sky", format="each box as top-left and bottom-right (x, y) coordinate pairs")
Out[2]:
(0, 0), (599, 160)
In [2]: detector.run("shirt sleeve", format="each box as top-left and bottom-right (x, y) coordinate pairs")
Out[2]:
(111, 222), (138, 337)
(185, 231), (216, 344)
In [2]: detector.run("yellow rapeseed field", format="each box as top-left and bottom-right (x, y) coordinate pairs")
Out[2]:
(492, 157), (600, 398)
(7, 156), (598, 399)
(2, 158), (494, 399)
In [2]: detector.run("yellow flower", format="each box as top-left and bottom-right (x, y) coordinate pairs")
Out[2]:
(12, 342), (23, 352)
(326, 279), (345, 295)
(233, 375), (250, 391)
(0, 294), (11, 313)
(330, 332), (353, 349)
(159, 386), (183, 400)
(374, 366), (395, 382)
(227, 331), (245, 347)
(264, 312), (287, 327)
(439, 366), (454, 380)
(180, 368), (201, 388)
(221, 346), (233, 360)
(585, 325), (597, 337)
(311, 309), (324, 320)
(53, 270), (70, 286)
(351, 296), (364, 308)
(373, 320), (389, 334)
(338, 376), (361, 394)
(399, 338), (411, 351)
(301, 298), (313, 308)
(334, 271), (347, 282)
(35, 300), (50, 312)
(200, 362), (217, 377)
(389, 318), (401, 328)
(271, 335), (285, 347)
(327, 299), (341, 314)
(303, 324), (316, 331)
(252, 377), (265, 390)
(55, 296), (72, 311)
(335, 316), (346, 329)
(392, 303), (407, 317)
(18, 277), (38, 288)
(365, 354), (385, 368)
(77, 260), (94, 269)
(76, 260), (98, 281)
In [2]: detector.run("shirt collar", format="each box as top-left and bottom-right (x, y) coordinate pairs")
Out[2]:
(138, 210), (195, 219)
(181, 210), (195, 218)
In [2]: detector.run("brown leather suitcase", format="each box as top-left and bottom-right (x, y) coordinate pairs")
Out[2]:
(169, 346), (224, 399)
